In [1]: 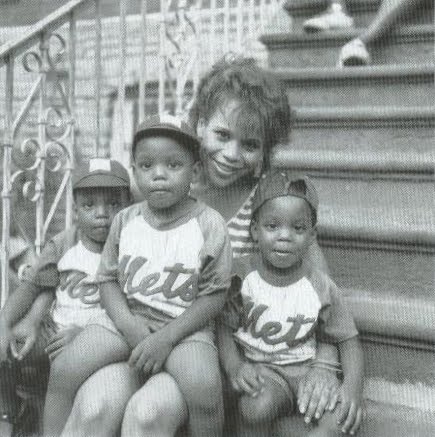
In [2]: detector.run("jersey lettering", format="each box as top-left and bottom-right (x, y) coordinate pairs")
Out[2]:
(242, 298), (317, 347)
(59, 271), (100, 305)
(119, 255), (199, 302)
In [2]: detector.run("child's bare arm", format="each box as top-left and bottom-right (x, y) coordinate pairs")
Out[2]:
(217, 321), (263, 397)
(336, 336), (364, 435)
(0, 281), (43, 362)
(100, 280), (150, 348)
(129, 291), (226, 374)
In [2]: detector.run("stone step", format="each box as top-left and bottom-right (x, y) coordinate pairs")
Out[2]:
(275, 398), (435, 437)
(307, 177), (434, 298)
(274, 64), (435, 107)
(261, 24), (434, 68)
(272, 105), (435, 179)
(283, 0), (434, 32)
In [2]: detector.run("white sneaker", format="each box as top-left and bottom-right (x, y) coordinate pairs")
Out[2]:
(303, 3), (354, 32)
(337, 38), (371, 67)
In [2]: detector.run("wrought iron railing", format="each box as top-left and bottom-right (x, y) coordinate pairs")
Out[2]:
(0, 0), (283, 306)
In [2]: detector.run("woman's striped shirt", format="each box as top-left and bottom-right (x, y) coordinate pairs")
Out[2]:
(227, 185), (259, 258)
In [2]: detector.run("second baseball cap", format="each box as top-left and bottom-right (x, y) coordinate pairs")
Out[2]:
(72, 158), (130, 190)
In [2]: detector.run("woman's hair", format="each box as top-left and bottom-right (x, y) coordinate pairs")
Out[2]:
(189, 56), (292, 169)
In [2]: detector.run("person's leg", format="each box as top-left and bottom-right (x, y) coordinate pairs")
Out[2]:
(121, 372), (188, 437)
(360, 0), (425, 44)
(61, 363), (140, 437)
(236, 374), (293, 437)
(165, 340), (223, 437)
(43, 326), (130, 437)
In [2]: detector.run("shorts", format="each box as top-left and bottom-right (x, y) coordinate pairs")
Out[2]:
(88, 310), (216, 351)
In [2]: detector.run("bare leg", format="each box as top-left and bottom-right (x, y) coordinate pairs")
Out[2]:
(360, 0), (426, 44)
(43, 326), (130, 436)
(62, 363), (140, 437)
(165, 342), (223, 437)
(121, 372), (187, 437)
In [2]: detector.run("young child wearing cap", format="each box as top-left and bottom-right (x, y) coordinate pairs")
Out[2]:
(0, 158), (131, 432)
(43, 114), (232, 437)
(218, 170), (364, 436)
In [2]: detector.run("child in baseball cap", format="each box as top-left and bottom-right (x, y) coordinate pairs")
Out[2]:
(43, 115), (232, 437)
(0, 159), (131, 431)
(218, 170), (364, 436)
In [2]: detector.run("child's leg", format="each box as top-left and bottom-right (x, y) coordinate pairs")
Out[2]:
(121, 372), (188, 437)
(164, 338), (223, 437)
(235, 370), (293, 437)
(43, 326), (130, 437)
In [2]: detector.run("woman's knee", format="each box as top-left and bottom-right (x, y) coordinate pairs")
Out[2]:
(239, 390), (289, 425)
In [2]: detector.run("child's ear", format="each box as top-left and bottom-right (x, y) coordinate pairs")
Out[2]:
(191, 160), (202, 184)
(197, 118), (206, 139)
(309, 225), (317, 245)
(250, 220), (259, 242)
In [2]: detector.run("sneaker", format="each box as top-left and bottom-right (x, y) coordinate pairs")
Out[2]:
(337, 38), (371, 67)
(303, 3), (354, 32)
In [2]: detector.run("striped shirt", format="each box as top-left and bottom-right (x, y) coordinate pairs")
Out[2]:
(227, 185), (259, 258)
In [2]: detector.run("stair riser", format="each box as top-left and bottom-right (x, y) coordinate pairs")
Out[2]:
(323, 245), (434, 299)
(267, 38), (434, 68)
(284, 76), (435, 107)
(360, 337), (435, 385)
(283, 125), (434, 162)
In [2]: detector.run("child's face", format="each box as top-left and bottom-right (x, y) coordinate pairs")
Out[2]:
(197, 100), (264, 187)
(74, 187), (130, 250)
(251, 196), (316, 271)
(132, 135), (199, 211)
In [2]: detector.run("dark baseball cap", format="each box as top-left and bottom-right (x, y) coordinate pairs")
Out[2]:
(132, 114), (200, 156)
(72, 158), (130, 190)
(252, 170), (319, 218)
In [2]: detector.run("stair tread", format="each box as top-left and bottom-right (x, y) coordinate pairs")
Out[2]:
(273, 63), (435, 80)
(261, 23), (434, 45)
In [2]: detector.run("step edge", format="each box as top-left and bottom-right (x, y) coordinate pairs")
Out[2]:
(283, 0), (382, 16)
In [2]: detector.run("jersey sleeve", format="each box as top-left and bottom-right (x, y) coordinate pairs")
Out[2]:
(196, 207), (232, 297)
(96, 210), (123, 283)
(315, 274), (359, 344)
(27, 228), (77, 289)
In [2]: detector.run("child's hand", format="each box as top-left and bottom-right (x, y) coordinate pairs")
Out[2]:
(10, 317), (41, 361)
(128, 332), (172, 375)
(297, 367), (340, 423)
(229, 361), (264, 398)
(333, 383), (363, 435)
(123, 315), (152, 348)
(45, 326), (83, 362)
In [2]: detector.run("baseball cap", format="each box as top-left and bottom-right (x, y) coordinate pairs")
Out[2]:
(132, 114), (200, 156)
(252, 170), (318, 219)
(72, 158), (130, 190)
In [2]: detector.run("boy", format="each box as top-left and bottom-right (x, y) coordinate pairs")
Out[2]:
(0, 158), (131, 435)
(43, 115), (232, 437)
(218, 170), (364, 436)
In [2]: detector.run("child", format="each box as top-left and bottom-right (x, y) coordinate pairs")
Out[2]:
(43, 114), (232, 437)
(218, 170), (364, 436)
(0, 158), (131, 434)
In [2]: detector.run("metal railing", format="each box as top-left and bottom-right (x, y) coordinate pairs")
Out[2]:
(0, 0), (282, 306)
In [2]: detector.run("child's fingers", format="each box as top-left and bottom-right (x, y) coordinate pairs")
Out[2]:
(47, 346), (64, 362)
(238, 377), (258, 397)
(135, 351), (150, 370)
(141, 359), (154, 376)
(128, 345), (142, 367)
(297, 380), (314, 414)
(328, 390), (339, 411)
(349, 407), (363, 435)
(303, 383), (324, 423)
(314, 388), (330, 420)
(337, 398), (350, 426)
(45, 338), (64, 356)
(341, 402), (357, 433)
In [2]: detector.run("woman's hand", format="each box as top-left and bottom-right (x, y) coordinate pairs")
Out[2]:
(45, 326), (83, 362)
(297, 366), (340, 423)
(334, 382), (363, 435)
(229, 361), (264, 398)
(128, 331), (173, 375)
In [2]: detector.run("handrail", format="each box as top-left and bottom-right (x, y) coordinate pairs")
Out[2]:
(0, 0), (89, 67)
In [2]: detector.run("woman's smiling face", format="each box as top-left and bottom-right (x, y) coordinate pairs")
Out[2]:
(197, 100), (265, 188)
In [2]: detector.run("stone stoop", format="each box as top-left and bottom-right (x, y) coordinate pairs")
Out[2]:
(261, 1), (435, 435)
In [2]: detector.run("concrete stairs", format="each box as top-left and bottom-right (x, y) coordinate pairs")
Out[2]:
(261, 0), (435, 435)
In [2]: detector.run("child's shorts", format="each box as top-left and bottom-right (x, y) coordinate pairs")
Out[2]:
(250, 360), (312, 412)
(88, 309), (216, 350)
